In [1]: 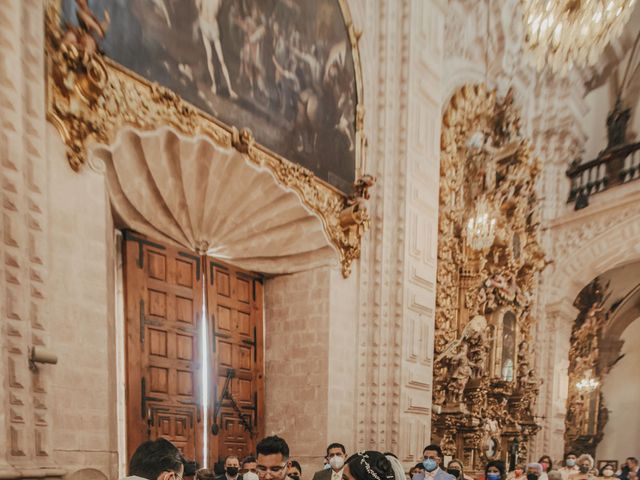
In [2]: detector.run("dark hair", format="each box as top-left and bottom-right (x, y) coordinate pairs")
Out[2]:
(346, 451), (395, 480)
(242, 456), (257, 467)
(538, 456), (553, 471)
(327, 443), (347, 456)
(290, 460), (302, 474)
(129, 438), (184, 480)
(257, 436), (290, 460)
(422, 445), (443, 458)
(599, 464), (616, 476)
(196, 468), (217, 480)
(485, 460), (505, 480)
(565, 453), (578, 458)
(628, 458), (639, 465)
(448, 459), (465, 472)
(213, 460), (226, 475)
(414, 463), (425, 470)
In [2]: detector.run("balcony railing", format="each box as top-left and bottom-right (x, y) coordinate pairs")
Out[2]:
(566, 141), (640, 210)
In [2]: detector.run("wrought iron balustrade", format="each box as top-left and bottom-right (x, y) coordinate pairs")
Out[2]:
(566, 141), (640, 210)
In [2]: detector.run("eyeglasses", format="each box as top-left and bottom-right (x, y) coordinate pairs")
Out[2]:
(257, 464), (288, 476)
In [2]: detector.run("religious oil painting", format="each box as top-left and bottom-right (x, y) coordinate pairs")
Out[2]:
(61, 0), (359, 193)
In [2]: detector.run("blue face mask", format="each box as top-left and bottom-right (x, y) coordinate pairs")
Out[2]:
(488, 474), (501, 480)
(423, 459), (438, 472)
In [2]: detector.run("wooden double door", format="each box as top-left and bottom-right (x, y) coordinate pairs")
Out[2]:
(123, 233), (264, 466)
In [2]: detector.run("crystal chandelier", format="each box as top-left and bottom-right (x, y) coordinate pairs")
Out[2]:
(465, 195), (497, 251)
(576, 375), (600, 392)
(522, 0), (637, 74)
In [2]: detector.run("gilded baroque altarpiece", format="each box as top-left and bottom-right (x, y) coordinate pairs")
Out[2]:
(44, 0), (372, 277)
(432, 84), (546, 471)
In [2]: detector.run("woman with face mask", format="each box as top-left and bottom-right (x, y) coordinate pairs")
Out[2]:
(598, 464), (616, 480)
(507, 464), (526, 480)
(485, 461), (505, 480)
(447, 459), (474, 480)
(569, 455), (596, 480)
(537, 457), (552, 480)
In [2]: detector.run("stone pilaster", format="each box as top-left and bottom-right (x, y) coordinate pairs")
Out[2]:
(0, 0), (61, 478)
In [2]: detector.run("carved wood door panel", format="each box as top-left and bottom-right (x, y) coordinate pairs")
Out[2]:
(123, 233), (204, 463)
(207, 260), (265, 460)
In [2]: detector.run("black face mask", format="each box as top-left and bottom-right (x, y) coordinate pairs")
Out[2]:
(227, 467), (239, 477)
(447, 469), (461, 479)
(527, 474), (539, 480)
(579, 466), (589, 474)
(290, 475), (300, 480)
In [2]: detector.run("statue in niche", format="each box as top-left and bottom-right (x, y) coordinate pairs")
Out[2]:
(501, 311), (517, 381)
(447, 343), (472, 404)
(467, 320), (490, 378)
(517, 340), (532, 379)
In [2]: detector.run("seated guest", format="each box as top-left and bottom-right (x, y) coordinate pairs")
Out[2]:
(289, 461), (303, 480)
(216, 456), (242, 480)
(507, 464), (525, 480)
(242, 457), (258, 475)
(559, 454), (579, 480)
(344, 451), (403, 480)
(598, 464), (616, 479)
(538, 457), (552, 480)
(527, 463), (543, 480)
(313, 443), (348, 480)
(547, 472), (562, 480)
(125, 438), (185, 480)
(422, 444), (455, 480)
(485, 461), (505, 480)
(411, 463), (426, 478)
(569, 455), (595, 480)
(447, 459), (473, 480)
(620, 459), (640, 480)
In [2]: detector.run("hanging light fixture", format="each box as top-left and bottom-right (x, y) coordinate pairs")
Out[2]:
(466, 195), (497, 251)
(576, 372), (600, 392)
(522, 0), (637, 74)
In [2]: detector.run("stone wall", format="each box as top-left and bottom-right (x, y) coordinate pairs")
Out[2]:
(0, 0), (449, 477)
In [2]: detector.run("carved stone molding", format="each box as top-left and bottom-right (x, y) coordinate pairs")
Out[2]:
(44, 0), (372, 277)
(0, 0), (59, 476)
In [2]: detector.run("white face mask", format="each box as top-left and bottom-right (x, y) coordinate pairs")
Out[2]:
(330, 456), (345, 470)
(245, 473), (259, 480)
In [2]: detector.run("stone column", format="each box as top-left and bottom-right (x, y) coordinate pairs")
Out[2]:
(533, 300), (577, 459)
(353, 0), (445, 464)
(0, 0), (62, 478)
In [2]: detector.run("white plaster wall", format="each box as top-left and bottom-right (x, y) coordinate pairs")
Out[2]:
(596, 317), (640, 460)
(582, 82), (613, 161)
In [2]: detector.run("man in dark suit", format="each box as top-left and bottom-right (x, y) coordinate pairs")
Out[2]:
(215, 456), (242, 480)
(312, 443), (347, 480)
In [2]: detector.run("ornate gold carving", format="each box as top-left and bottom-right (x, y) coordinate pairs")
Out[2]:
(432, 84), (545, 472)
(564, 278), (610, 457)
(45, 0), (371, 277)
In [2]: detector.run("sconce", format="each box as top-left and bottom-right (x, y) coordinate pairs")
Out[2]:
(29, 346), (58, 372)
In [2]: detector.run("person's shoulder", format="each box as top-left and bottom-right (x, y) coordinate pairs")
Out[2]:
(437, 471), (456, 480)
(312, 470), (330, 480)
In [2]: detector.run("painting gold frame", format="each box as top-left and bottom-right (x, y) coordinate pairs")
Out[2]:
(44, 0), (371, 277)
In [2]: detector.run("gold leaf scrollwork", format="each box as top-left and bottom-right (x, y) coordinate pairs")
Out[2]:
(431, 84), (546, 472)
(45, 0), (372, 277)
